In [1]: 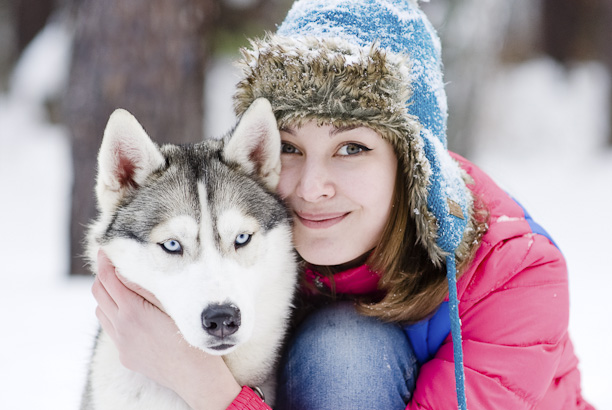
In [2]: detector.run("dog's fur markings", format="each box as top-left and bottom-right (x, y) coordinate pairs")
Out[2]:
(81, 99), (297, 409)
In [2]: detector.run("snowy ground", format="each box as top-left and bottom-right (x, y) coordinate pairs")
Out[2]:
(0, 28), (611, 409)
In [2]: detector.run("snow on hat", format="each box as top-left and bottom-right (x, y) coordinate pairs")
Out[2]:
(234, 1), (470, 406)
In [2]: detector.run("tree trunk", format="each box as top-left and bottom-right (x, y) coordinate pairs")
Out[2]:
(542, 0), (612, 145)
(64, 0), (216, 275)
(15, 0), (56, 54)
(601, 1), (612, 145)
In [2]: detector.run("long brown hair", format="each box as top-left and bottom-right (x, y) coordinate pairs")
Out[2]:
(357, 160), (489, 324)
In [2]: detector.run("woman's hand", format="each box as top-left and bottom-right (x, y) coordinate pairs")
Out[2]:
(92, 250), (242, 410)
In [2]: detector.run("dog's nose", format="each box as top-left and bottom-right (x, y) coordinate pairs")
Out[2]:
(201, 304), (241, 338)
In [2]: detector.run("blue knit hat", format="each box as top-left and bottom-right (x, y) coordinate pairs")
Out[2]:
(234, 1), (471, 407)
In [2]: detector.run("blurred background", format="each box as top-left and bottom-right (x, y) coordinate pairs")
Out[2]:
(0, 0), (610, 408)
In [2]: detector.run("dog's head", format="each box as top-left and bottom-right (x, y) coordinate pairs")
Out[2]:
(88, 99), (296, 356)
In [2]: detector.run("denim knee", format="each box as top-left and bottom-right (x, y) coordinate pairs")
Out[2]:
(276, 302), (418, 410)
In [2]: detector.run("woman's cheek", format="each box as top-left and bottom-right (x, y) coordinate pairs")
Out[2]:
(277, 162), (296, 200)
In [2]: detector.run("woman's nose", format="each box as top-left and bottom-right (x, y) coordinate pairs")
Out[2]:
(296, 160), (335, 202)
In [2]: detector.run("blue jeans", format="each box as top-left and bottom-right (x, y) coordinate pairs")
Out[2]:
(275, 302), (418, 410)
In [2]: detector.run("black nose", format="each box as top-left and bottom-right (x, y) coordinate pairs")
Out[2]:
(201, 304), (241, 338)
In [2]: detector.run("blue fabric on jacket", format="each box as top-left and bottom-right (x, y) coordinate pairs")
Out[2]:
(403, 301), (451, 365)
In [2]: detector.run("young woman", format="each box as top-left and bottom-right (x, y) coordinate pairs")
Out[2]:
(92, 0), (593, 409)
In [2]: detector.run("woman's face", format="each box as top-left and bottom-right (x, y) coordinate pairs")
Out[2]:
(278, 121), (398, 266)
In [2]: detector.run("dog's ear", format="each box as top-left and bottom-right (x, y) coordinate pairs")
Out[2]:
(223, 98), (281, 191)
(96, 109), (165, 213)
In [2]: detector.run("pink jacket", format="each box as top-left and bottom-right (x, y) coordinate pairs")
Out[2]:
(405, 154), (592, 409)
(227, 155), (593, 409)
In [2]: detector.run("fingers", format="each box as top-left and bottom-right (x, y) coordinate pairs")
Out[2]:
(96, 249), (141, 308)
(115, 271), (165, 312)
(96, 249), (124, 301)
(92, 274), (118, 313)
(95, 305), (116, 340)
(95, 249), (164, 313)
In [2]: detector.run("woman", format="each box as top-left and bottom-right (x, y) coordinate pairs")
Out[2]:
(92, 0), (593, 408)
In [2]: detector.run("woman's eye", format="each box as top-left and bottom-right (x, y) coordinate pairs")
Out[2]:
(337, 143), (370, 156)
(235, 233), (252, 248)
(160, 240), (183, 255)
(281, 142), (301, 154)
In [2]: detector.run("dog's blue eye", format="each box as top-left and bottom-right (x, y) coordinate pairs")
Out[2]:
(235, 233), (252, 248)
(160, 240), (183, 254)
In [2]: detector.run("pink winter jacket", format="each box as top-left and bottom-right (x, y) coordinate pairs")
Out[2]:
(227, 154), (593, 409)
(405, 154), (593, 409)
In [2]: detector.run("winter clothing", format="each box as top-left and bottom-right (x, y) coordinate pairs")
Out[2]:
(275, 302), (418, 409)
(234, 0), (473, 404)
(304, 155), (593, 409)
(230, 0), (591, 408)
(226, 387), (267, 410)
(228, 155), (593, 409)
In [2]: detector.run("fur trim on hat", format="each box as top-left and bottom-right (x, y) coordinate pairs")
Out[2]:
(234, 34), (477, 266)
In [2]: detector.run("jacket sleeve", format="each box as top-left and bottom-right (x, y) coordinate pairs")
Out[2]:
(407, 233), (571, 409)
(226, 387), (272, 410)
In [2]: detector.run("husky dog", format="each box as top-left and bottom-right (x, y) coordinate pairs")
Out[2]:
(81, 99), (297, 409)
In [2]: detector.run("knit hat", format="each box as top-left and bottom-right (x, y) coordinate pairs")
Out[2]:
(234, 0), (469, 407)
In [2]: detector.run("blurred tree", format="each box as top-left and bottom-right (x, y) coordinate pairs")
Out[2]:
(0, 0), (55, 90)
(15, 0), (56, 53)
(423, 0), (612, 151)
(542, 0), (612, 145)
(604, 1), (612, 146)
(64, 0), (214, 275)
(63, 0), (290, 275)
(214, 0), (291, 52)
(421, 0), (514, 156)
(0, 0), (15, 90)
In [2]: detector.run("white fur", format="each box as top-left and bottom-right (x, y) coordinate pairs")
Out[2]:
(224, 98), (281, 191)
(84, 100), (296, 409)
(95, 109), (165, 214)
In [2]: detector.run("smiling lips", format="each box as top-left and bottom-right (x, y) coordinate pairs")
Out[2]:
(295, 212), (348, 229)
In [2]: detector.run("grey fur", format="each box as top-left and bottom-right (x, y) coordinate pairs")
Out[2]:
(99, 141), (290, 251)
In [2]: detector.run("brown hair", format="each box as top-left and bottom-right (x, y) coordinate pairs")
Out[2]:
(356, 161), (489, 324)
(302, 158), (489, 325)
(288, 121), (489, 325)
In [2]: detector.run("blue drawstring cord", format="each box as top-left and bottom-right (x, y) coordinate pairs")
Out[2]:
(446, 254), (468, 410)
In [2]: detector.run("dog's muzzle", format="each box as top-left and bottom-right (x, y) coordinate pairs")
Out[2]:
(201, 303), (241, 342)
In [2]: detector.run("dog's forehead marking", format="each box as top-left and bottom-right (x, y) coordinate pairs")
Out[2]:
(197, 181), (217, 251)
(217, 207), (260, 250)
(149, 214), (198, 245)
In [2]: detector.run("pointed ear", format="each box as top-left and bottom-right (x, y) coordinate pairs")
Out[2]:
(223, 98), (281, 191)
(95, 109), (165, 213)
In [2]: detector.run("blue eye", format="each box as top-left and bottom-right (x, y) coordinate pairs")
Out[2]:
(235, 233), (252, 248)
(160, 240), (183, 254)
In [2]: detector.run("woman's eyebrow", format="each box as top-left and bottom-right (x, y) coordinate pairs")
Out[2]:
(330, 125), (359, 136)
(279, 127), (296, 135)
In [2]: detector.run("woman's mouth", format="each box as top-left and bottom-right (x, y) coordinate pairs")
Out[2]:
(295, 212), (348, 229)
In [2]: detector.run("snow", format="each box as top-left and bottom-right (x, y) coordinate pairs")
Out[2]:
(471, 58), (612, 409)
(1, 23), (611, 410)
